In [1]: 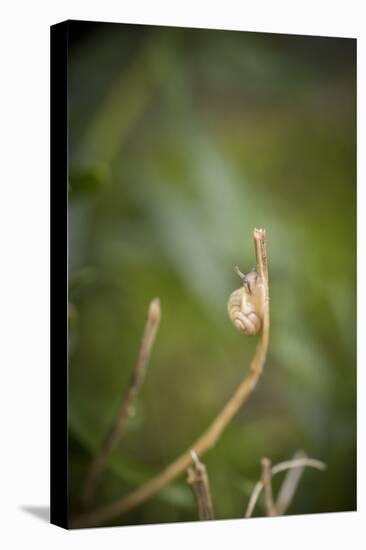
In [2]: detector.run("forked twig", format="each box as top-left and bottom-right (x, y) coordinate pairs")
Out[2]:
(71, 228), (270, 528)
(187, 451), (214, 520)
(245, 454), (326, 518)
(81, 298), (161, 505)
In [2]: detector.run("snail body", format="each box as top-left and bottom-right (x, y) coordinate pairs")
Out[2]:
(227, 269), (264, 336)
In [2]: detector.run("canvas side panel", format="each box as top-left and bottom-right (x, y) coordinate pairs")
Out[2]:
(50, 20), (68, 529)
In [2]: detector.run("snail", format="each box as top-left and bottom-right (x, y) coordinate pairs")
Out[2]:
(227, 266), (265, 335)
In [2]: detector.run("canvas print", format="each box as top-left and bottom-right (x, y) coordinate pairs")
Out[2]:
(52, 20), (356, 529)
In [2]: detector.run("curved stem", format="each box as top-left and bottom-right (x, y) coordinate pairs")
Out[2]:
(71, 228), (270, 529)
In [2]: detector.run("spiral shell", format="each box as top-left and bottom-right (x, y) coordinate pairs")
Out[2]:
(227, 270), (263, 336)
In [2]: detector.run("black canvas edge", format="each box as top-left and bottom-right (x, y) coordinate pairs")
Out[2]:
(50, 20), (69, 529)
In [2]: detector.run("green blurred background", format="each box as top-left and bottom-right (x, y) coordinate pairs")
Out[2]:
(67, 21), (356, 526)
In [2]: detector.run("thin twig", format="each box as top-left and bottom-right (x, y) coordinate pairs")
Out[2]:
(71, 228), (270, 528)
(245, 455), (326, 518)
(261, 458), (276, 516)
(187, 451), (214, 520)
(275, 450), (307, 515)
(81, 298), (162, 505)
(271, 457), (326, 476)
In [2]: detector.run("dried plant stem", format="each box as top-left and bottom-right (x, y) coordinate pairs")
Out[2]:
(71, 228), (269, 529)
(81, 298), (161, 505)
(275, 450), (307, 515)
(271, 457), (326, 477)
(245, 455), (326, 518)
(187, 451), (214, 520)
(261, 458), (276, 516)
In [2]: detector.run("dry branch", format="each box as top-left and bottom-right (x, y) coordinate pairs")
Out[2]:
(245, 454), (326, 518)
(261, 458), (276, 516)
(71, 228), (269, 528)
(81, 298), (161, 505)
(187, 451), (214, 520)
(275, 450), (306, 515)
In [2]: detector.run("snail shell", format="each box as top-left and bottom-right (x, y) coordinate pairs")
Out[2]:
(227, 270), (264, 336)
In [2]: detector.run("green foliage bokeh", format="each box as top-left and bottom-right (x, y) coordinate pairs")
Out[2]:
(68, 22), (356, 526)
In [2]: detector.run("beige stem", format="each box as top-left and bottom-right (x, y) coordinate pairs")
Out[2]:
(261, 458), (276, 516)
(81, 298), (161, 505)
(245, 455), (326, 518)
(187, 451), (214, 520)
(71, 228), (269, 529)
(275, 450), (307, 515)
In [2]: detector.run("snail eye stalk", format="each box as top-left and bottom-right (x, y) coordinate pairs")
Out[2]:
(234, 265), (246, 280)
